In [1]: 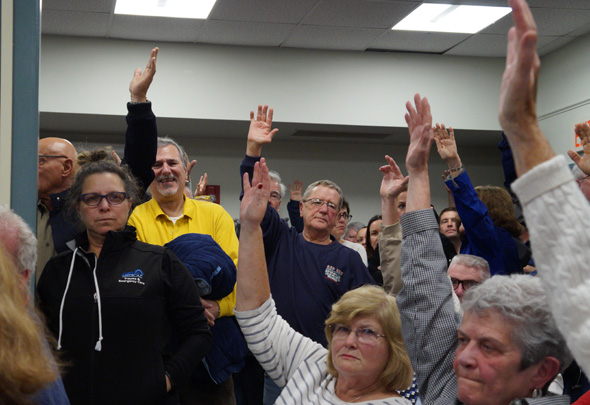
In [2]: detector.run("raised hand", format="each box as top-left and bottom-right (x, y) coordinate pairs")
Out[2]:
(194, 173), (208, 197)
(289, 180), (303, 201)
(241, 158), (271, 227)
(568, 123), (590, 176)
(246, 105), (279, 157)
(129, 47), (158, 103)
(405, 93), (434, 174)
(379, 155), (408, 199)
(433, 124), (459, 162)
(498, 0), (540, 137)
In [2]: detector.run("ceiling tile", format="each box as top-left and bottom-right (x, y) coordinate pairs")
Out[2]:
(538, 36), (578, 57)
(198, 20), (295, 47)
(209, 0), (318, 24)
(482, 7), (590, 36)
(445, 34), (558, 58)
(42, 10), (111, 37)
(110, 15), (204, 42)
(283, 25), (385, 51)
(368, 30), (470, 53)
(302, 0), (418, 29)
(42, 0), (113, 13)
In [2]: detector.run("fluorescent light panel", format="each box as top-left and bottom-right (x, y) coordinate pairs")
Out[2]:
(392, 4), (511, 34)
(115, 0), (216, 19)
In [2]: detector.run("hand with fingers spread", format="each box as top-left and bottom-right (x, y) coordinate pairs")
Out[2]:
(568, 123), (590, 176)
(241, 158), (271, 228)
(405, 93), (434, 175)
(246, 105), (279, 157)
(379, 155), (409, 199)
(434, 123), (463, 176)
(289, 180), (303, 202)
(129, 47), (158, 103)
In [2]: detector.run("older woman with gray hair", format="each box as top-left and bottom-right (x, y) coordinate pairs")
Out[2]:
(398, 90), (572, 405)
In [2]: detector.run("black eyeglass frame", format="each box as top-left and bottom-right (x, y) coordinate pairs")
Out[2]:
(80, 192), (128, 206)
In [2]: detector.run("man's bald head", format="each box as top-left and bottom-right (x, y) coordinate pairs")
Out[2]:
(38, 137), (77, 204)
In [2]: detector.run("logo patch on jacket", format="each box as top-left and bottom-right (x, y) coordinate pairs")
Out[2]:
(324, 265), (343, 284)
(119, 269), (145, 285)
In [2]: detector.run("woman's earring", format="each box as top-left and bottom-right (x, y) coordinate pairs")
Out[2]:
(532, 387), (541, 398)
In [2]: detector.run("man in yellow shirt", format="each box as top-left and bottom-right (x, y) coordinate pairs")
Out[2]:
(128, 136), (239, 404)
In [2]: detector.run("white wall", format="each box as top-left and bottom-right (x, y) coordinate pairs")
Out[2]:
(40, 35), (505, 130)
(41, 35), (512, 222)
(538, 33), (590, 156)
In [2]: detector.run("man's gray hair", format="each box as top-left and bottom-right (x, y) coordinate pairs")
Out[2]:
(462, 275), (572, 373)
(269, 170), (287, 200)
(0, 205), (37, 277)
(346, 221), (365, 234)
(449, 254), (490, 281)
(302, 180), (343, 209)
(157, 136), (188, 169)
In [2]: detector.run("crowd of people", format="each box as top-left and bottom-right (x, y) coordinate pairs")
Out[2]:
(2, 0), (590, 403)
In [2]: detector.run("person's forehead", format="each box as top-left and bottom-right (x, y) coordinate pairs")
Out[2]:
(448, 263), (483, 282)
(459, 310), (514, 346)
(309, 185), (339, 201)
(441, 211), (458, 221)
(156, 144), (183, 162)
(270, 180), (281, 192)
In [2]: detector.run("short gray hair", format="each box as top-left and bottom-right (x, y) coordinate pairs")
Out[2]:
(346, 221), (365, 234)
(157, 136), (188, 169)
(0, 205), (37, 276)
(269, 170), (287, 200)
(449, 254), (490, 282)
(462, 275), (572, 373)
(302, 180), (343, 209)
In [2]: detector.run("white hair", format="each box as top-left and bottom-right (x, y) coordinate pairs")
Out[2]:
(269, 170), (287, 199)
(0, 205), (37, 277)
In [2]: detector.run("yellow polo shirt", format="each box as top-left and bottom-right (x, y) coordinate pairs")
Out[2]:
(128, 197), (238, 317)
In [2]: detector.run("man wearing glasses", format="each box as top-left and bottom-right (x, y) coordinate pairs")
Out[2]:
(447, 254), (489, 307)
(240, 107), (374, 403)
(239, 105), (374, 348)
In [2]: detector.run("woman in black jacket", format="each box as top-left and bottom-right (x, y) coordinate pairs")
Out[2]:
(37, 157), (212, 404)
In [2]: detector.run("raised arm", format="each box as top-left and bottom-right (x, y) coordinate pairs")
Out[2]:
(123, 47), (159, 195)
(287, 180), (304, 233)
(236, 158), (272, 311)
(503, 0), (590, 376)
(378, 155), (408, 295)
(433, 124), (462, 177)
(398, 94), (458, 403)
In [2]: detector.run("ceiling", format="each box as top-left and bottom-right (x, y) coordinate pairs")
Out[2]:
(39, 0), (590, 147)
(42, 0), (590, 57)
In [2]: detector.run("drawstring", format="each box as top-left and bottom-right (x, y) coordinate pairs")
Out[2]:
(56, 248), (104, 352)
(57, 247), (78, 350)
(92, 255), (104, 351)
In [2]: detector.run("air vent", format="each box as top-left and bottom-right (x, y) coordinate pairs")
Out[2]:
(290, 130), (391, 140)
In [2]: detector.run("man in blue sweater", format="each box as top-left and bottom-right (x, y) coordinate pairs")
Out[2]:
(239, 105), (374, 404)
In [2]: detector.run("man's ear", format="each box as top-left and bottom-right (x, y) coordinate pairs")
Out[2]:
(530, 356), (561, 392)
(62, 158), (74, 177)
(299, 201), (303, 218)
(19, 269), (31, 291)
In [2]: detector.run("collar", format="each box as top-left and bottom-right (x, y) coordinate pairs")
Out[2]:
(147, 195), (193, 221)
(66, 226), (138, 253)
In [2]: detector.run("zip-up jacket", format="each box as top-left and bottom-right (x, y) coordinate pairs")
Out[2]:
(37, 227), (212, 405)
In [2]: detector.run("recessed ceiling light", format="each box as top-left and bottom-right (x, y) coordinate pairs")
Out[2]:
(115, 0), (217, 19)
(392, 4), (511, 34)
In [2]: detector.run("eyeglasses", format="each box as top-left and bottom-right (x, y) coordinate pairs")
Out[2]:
(80, 192), (128, 206)
(269, 191), (282, 201)
(302, 198), (338, 212)
(330, 323), (386, 345)
(450, 278), (480, 291)
(38, 155), (68, 165)
(337, 213), (352, 221)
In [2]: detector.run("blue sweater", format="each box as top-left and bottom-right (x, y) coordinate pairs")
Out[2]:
(445, 170), (521, 276)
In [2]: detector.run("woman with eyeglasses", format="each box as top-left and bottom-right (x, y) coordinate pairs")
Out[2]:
(37, 156), (212, 404)
(235, 159), (414, 404)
